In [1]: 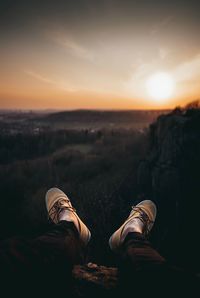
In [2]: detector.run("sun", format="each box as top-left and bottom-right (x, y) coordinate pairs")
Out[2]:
(146, 72), (174, 102)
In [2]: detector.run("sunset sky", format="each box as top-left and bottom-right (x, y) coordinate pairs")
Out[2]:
(0, 0), (200, 110)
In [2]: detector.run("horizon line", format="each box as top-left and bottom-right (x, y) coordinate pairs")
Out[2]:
(0, 107), (172, 113)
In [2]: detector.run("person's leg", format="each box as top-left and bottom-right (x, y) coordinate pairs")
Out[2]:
(0, 221), (84, 294)
(121, 231), (199, 297)
(30, 221), (85, 269)
(119, 232), (167, 296)
(109, 200), (158, 257)
(0, 221), (83, 272)
(0, 187), (91, 296)
(109, 201), (165, 292)
(121, 231), (165, 271)
(109, 200), (199, 297)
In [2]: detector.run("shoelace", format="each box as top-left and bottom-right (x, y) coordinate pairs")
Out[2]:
(131, 206), (154, 236)
(49, 198), (76, 223)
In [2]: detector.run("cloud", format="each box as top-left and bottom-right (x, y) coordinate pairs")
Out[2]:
(150, 16), (174, 36)
(25, 70), (57, 85)
(122, 61), (154, 98)
(51, 31), (95, 62)
(24, 70), (77, 92)
(172, 54), (200, 82)
(61, 39), (95, 62)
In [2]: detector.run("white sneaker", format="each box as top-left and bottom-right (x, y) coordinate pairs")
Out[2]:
(109, 200), (157, 252)
(45, 187), (91, 245)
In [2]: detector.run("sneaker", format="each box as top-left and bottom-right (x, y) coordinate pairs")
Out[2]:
(45, 187), (91, 245)
(109, 200), (157, 252)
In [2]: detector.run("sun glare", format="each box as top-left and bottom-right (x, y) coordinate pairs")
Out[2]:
(146, 72), (174, 102)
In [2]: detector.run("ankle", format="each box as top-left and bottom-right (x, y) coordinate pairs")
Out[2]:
(59, 209), (75, 222)
(121, 219), (143, 242)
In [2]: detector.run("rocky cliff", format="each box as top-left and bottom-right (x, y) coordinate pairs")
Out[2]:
(137, 107), (200, 271)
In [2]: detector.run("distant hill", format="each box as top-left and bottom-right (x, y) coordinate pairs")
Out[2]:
(40, 109), (170, 130)
(45, 109), (169, 122)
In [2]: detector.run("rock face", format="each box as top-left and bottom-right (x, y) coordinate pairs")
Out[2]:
(137, 108), (200, 271)
(72, 263), (118, 297)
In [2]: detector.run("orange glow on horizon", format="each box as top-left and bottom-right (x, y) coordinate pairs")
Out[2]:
(0, 87), (199, 111)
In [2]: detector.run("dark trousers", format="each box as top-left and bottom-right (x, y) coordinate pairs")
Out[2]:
(0, 223), (199, 297)
(119, 232), (199, 297)
(0, 221), (84, 296)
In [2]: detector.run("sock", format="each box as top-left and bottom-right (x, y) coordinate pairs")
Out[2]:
(121, 218), (143, 242)
(59, 209), (75, 222)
